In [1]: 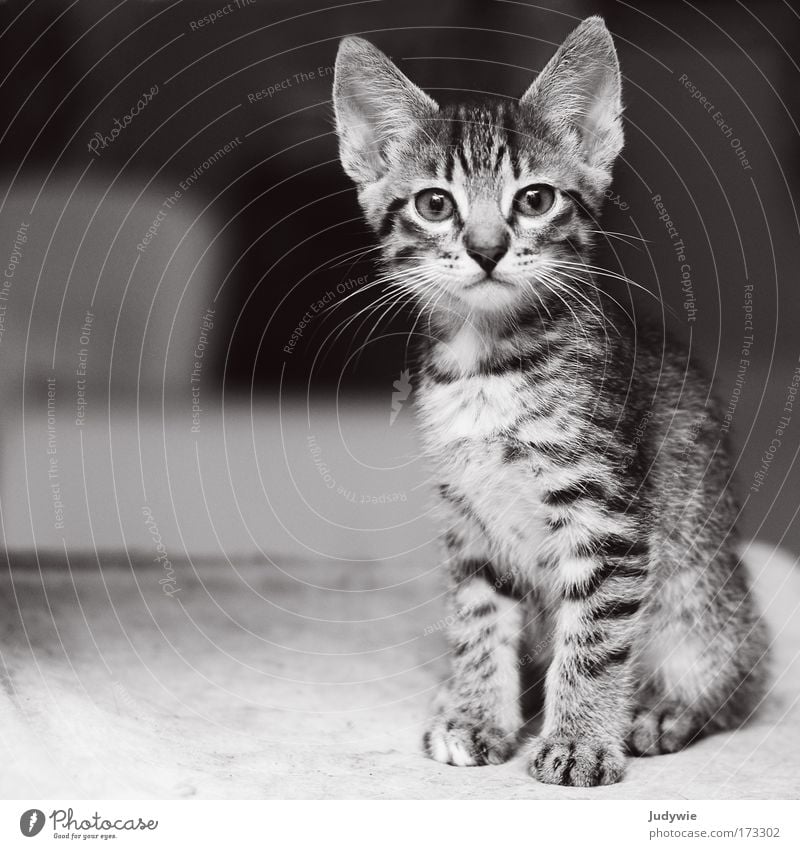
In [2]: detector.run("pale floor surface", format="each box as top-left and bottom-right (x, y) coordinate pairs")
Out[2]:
(0, 541), (798, 799)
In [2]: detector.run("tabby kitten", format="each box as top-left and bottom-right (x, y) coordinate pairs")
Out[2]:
(333, 17), (768, 786)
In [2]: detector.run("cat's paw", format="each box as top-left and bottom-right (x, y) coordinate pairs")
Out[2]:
(525, 735), (626, 786)
(423, 713), (517, 766)
(628, 706), (701, 756)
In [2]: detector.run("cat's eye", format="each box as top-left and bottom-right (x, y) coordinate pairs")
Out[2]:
(514, 184), (556, 217)
(414, 188), (455, 222)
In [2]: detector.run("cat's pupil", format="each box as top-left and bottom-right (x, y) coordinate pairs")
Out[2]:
(514, 184), (555, 216)
(415, 188), (454, 221)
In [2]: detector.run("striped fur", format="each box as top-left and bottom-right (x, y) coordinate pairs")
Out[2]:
(333, 18), (769, 786)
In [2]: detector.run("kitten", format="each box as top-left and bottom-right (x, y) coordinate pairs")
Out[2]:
(332, 17), (769, 786)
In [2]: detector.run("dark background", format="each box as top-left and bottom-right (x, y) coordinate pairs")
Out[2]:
(1, 0), (799, 551)
(3, 0), (797, 384)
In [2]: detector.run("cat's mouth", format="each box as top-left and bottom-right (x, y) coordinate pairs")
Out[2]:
(463, 275), (513, 290)
(452, 273), (529, 315)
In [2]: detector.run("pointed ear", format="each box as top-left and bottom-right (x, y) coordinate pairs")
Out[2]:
(333, 37), (438, 185)
(521, 16), (623, 175)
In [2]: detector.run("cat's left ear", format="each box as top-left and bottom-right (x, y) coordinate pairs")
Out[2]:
(521, 16), (623, 176)
(333, 37), (438, 185)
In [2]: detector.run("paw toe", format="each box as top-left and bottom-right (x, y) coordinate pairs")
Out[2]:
(628, 709), (662, 756)
(423, 716), (516, 766)
(628, 707), (700, 756)
(526, 736), (626, 786)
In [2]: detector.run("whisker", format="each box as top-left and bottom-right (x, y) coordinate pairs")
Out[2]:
(329, 243), (385, 268)
(536, 268), (625, 336)
(351, 274), (444, 366)
(584, 229), (651, 251)
(530, 273), (595, 351)
(546, 259), (668, 305)
(336, 270), (442, 360)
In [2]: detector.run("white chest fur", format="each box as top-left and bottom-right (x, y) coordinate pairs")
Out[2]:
(416, 371), (527, 445)
(417, 370), (551, 568)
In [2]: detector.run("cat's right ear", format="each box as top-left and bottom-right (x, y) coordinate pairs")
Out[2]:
(520, 17), (623, 178)
(333, 37), (438, 185)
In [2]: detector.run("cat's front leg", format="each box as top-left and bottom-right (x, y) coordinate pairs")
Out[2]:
(423, 513), (523, 767)
(525, 532), (650, 786)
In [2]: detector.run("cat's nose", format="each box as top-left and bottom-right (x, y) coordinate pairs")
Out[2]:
(466, 238), (508, 274)
(464, 200), (509, 274)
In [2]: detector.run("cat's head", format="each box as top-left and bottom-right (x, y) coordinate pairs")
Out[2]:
(332, 16), (623, 321)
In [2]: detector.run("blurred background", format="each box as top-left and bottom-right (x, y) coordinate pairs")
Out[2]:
(0, 0), (798, 560)
(3, 0), (800, 802)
